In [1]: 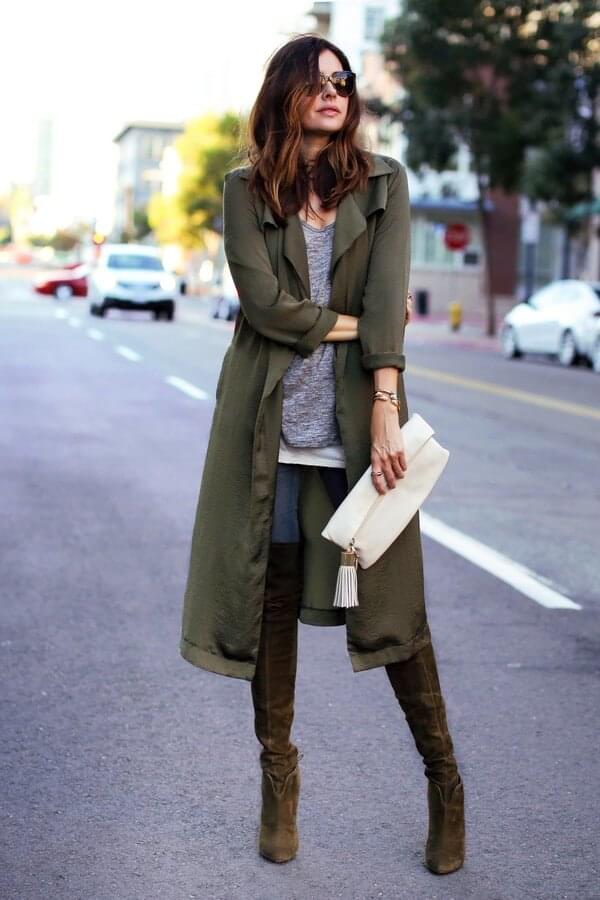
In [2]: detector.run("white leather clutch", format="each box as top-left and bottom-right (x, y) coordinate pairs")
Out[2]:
(321, 413), (450, 608)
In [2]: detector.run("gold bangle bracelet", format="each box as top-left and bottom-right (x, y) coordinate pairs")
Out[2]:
(373, 395), (400, 409)
(373, 391), (399, 402)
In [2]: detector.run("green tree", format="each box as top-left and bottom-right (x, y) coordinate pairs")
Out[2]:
(0, 193), (11, 245)
(119, 206), (151, 243)
(133, 207), (151, 240)
(381, 1), (600, 335)
(149, 111), (245, 250)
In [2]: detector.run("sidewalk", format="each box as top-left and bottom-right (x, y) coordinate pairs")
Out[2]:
(406, 313), (502, 352)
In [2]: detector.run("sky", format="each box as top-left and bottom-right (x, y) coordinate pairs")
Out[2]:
(2, 0), (313, 227)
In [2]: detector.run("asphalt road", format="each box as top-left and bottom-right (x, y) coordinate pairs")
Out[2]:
(2, 275), (599, 900)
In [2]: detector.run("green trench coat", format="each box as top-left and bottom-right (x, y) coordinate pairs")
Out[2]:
(180, 151), (432, 681)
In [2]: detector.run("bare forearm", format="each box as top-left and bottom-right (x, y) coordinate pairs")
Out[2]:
(323, 314), (359, 342)
(373, 366), (399, 393)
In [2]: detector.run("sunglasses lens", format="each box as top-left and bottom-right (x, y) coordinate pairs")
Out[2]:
(331, 72), (355, 96)
(304, 71), (356, 97)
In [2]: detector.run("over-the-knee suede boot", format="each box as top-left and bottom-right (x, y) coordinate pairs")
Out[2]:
(385, 641), (465, 875)
(251, 541), (303, 863)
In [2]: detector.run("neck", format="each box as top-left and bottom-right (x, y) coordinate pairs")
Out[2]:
(301, 132), (329, 165)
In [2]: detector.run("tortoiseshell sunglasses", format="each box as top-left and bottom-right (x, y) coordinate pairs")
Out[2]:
(304, 70), (356, 98)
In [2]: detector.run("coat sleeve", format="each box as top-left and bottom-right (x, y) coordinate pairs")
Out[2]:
(357, 161), (411, 371)
(222, 171), (339, 357)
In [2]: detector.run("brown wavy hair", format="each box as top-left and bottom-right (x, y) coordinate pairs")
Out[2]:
(241, 34), (371, 226)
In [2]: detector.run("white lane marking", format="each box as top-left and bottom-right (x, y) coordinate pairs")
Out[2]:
(115, 345), (142, 362)
(86, 328), (105, 341)
(165, 375), (210, 400)
(419, 511), (582, 610)
(67, 316), (82, 327)
(54, 309), (68, 319)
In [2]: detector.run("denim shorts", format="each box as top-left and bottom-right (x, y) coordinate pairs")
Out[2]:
(270, 463), (348, 543)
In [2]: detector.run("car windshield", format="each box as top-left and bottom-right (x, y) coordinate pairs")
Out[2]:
(106, 254), (164, 271)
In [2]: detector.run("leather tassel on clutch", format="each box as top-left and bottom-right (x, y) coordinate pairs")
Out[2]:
(333, 543), (359, 608)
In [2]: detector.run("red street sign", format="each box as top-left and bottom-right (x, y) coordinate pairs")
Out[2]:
(444, 222), (470, 251)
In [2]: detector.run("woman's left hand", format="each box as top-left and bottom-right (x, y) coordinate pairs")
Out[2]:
(370, 401), (408, 495)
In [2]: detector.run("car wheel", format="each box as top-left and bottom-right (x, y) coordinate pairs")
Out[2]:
(55, 284), (74, 300)
(166, 308), (175, 321)
(501, 324), (521, 359)
(591, 338), (600, 374)
(558, 330), (578, 366)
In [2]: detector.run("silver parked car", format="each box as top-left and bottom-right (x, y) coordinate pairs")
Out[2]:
(500, 279), (600, 366)
(210, 262), (240, 321)
(580, 309), (600, 372)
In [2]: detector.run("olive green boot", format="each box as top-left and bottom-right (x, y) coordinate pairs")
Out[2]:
(385, 640), (465, 874)
(258, 763), (302, 863)
(251, 541), (303, 863)
(425, 772), (465, 874)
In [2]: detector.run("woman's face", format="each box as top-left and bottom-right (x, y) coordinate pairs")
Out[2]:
(300, 49), (349, 136)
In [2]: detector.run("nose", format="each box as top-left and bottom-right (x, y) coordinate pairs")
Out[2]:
(321, 77), (337, 99)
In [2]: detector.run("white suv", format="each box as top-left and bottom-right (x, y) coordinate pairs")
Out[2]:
(89, 243), (177, 320)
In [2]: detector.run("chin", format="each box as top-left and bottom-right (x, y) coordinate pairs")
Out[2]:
(306, 121), (343, 135)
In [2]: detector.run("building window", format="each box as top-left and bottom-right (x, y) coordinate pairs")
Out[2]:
(152, 135), (164, 160)
(517, 222), (563, 289)
(138, 134), (152, 159)
(364, 6), (385, 42)
(411, 217), (480, 269)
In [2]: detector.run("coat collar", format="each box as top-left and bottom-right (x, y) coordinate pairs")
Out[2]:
(236, 154), (393, 295)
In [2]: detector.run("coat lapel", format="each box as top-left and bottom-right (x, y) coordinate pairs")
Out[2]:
(237, 154), (393, 295)
(329, 189), (367, 278)
(283, 213), (311, 297)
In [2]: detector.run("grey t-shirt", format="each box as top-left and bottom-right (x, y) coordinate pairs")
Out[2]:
(280, 218), (342, 448)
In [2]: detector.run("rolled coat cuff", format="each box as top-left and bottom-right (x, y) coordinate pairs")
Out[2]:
(295, 306), (340, 357)
(361, 351), (406, 371)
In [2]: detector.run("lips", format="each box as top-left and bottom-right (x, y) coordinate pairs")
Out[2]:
(318, 107), (340, 114)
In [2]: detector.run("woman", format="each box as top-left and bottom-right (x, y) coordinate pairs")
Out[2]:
(180, 34), (465, 875)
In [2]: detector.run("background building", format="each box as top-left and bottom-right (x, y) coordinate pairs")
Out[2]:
(113, 121), (184, 240)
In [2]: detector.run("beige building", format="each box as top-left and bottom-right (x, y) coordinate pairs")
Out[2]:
(113, 121), (184, 239)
